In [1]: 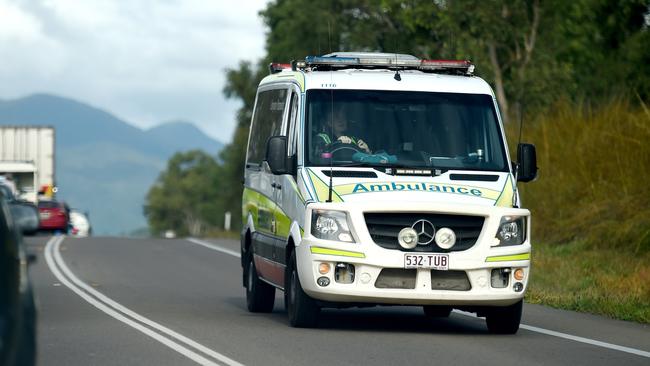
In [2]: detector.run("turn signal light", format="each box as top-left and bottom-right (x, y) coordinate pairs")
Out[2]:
(318, 262), (331, 275)
(514, 268), (524, 281)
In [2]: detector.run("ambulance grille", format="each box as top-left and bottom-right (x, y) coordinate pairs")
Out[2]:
(364, 213), (484, 252)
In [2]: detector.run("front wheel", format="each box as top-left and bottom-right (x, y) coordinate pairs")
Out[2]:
(285, 252), (319, 328)
(245, 256), (275, 313)
(485, 300), (523, 334)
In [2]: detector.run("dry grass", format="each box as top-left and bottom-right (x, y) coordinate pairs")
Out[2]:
(526, 241), (650, 323)
(515, 99), (650, 253)
(203, 229), (240, 240)
(509, 99), (650, 322)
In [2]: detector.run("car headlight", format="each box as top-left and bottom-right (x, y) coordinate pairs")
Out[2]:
(495, 216), (527, 246)
(311, 210), (355, 242)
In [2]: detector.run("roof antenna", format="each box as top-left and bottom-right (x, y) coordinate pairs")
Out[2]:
(327, 89), (334, 202)
(327, 19), (332, 54)
(326, 18), (334, 203)
(513, 102), (525, 208)
(393, 48), (401, 81)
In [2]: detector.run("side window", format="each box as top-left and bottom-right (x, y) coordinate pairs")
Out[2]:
(287, 91), (299, 156)
(247, 89), (288, 165)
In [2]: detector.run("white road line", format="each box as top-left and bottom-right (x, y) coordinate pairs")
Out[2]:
(44, 236), (245, 366)
(187, 238), (240, 258)
(187, 237), (650, 359)
(51, 237), (245, 366)
(452, 310), (650, 358)
(519, 324), (650, 358)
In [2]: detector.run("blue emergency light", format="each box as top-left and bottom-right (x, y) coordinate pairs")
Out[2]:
(269, 53), (475, 75)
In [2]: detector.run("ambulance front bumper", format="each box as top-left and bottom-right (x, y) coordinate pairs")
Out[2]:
(297, 202), (531, 307)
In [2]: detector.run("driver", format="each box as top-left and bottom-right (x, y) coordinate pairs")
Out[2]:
(315, 109), (371, 154)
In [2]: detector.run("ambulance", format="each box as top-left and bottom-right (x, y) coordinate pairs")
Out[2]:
(241, 52), (537, 334)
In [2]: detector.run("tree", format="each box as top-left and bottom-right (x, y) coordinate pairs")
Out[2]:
(555, 0), (650, 100)
(214, 0), (650, 234)
(144, 150), (223, 237)
(218, 62), (268, 231)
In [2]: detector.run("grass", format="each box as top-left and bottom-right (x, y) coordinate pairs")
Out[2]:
(525, 241), (650, 323)
(203, 229), (240, 240)
(509, 99), (650, 323)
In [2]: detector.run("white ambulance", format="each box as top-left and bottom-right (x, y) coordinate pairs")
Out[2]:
(241, 52), (537, 334)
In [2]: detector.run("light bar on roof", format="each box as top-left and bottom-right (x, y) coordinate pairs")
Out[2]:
(297, 54), (474, 75)
(268, 63), (291, 74)
(305, 56), (358, 64)
(421, 59), (475, 72)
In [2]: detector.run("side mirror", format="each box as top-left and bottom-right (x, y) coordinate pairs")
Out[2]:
(265, 136), (289, 175)
(516, 143), (538, 182)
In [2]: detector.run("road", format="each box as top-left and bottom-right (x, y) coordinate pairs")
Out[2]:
(24, 235), (650, 366)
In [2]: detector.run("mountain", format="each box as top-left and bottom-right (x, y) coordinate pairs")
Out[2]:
(145, 120), (220, 155)
(0, 94), (225, 235)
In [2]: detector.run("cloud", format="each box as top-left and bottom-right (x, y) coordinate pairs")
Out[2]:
(0, 0), (268, 142)
(0, 0), (42, 41)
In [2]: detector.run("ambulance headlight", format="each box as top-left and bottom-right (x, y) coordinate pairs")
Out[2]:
(495, 216), (527, 246)
(311, 210), (355, 242)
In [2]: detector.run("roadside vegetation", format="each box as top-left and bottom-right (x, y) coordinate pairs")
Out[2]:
(145, 1), (650, 322)
(518, 101), (650, 253)
(513, 101), (650, 322)
(144, 151), (223, 237)
(527, 241), (650, 323)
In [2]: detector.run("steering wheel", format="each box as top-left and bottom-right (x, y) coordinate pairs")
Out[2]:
(327, 141), (364, 160)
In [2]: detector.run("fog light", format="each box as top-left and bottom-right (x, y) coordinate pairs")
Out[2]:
(335, 263), (355, 284)
(435, 227), (456, 249)
(317, 276), (330, 287)
(398, 228), (418, 249)
(513, 282), (524, 292)
(514, 268), (524, 281)
(318, 262), (331, 275)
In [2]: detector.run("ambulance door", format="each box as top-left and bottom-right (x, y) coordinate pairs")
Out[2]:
(249, 87), (287, 285)
(273, 87), (300, 278)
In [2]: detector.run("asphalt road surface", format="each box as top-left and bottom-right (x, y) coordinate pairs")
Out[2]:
(24, 235), (650, 366)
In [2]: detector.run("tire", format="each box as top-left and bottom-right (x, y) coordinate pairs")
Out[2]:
(422, 305), (452, 318)
(485, 300), (523, 334)
(286, 252), (319, 328)
(245, 255), (275, 313)
(16, 285), (36, 366)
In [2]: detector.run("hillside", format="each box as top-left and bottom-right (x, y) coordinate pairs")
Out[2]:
(144, 120), (220, 156)
(0, 94), (224, 235)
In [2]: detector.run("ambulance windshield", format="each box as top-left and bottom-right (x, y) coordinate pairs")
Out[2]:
(305, 90), (508, 172)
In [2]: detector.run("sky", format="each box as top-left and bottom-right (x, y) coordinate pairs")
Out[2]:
(0, 0), (269, 143)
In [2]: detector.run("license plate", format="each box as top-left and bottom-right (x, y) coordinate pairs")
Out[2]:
(404, 253), (449, 270)
(40, 212), (50, 219)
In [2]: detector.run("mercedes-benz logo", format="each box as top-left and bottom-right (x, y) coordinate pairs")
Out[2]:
(411, 219), (436, 245)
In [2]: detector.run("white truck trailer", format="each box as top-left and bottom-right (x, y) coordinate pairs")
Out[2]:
(0, 126), (55, 203)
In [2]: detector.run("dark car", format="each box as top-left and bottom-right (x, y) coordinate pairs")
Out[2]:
(0, 184), (39, 236)
(38, 200), (69, 233)
(0, 188), (37, 366)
